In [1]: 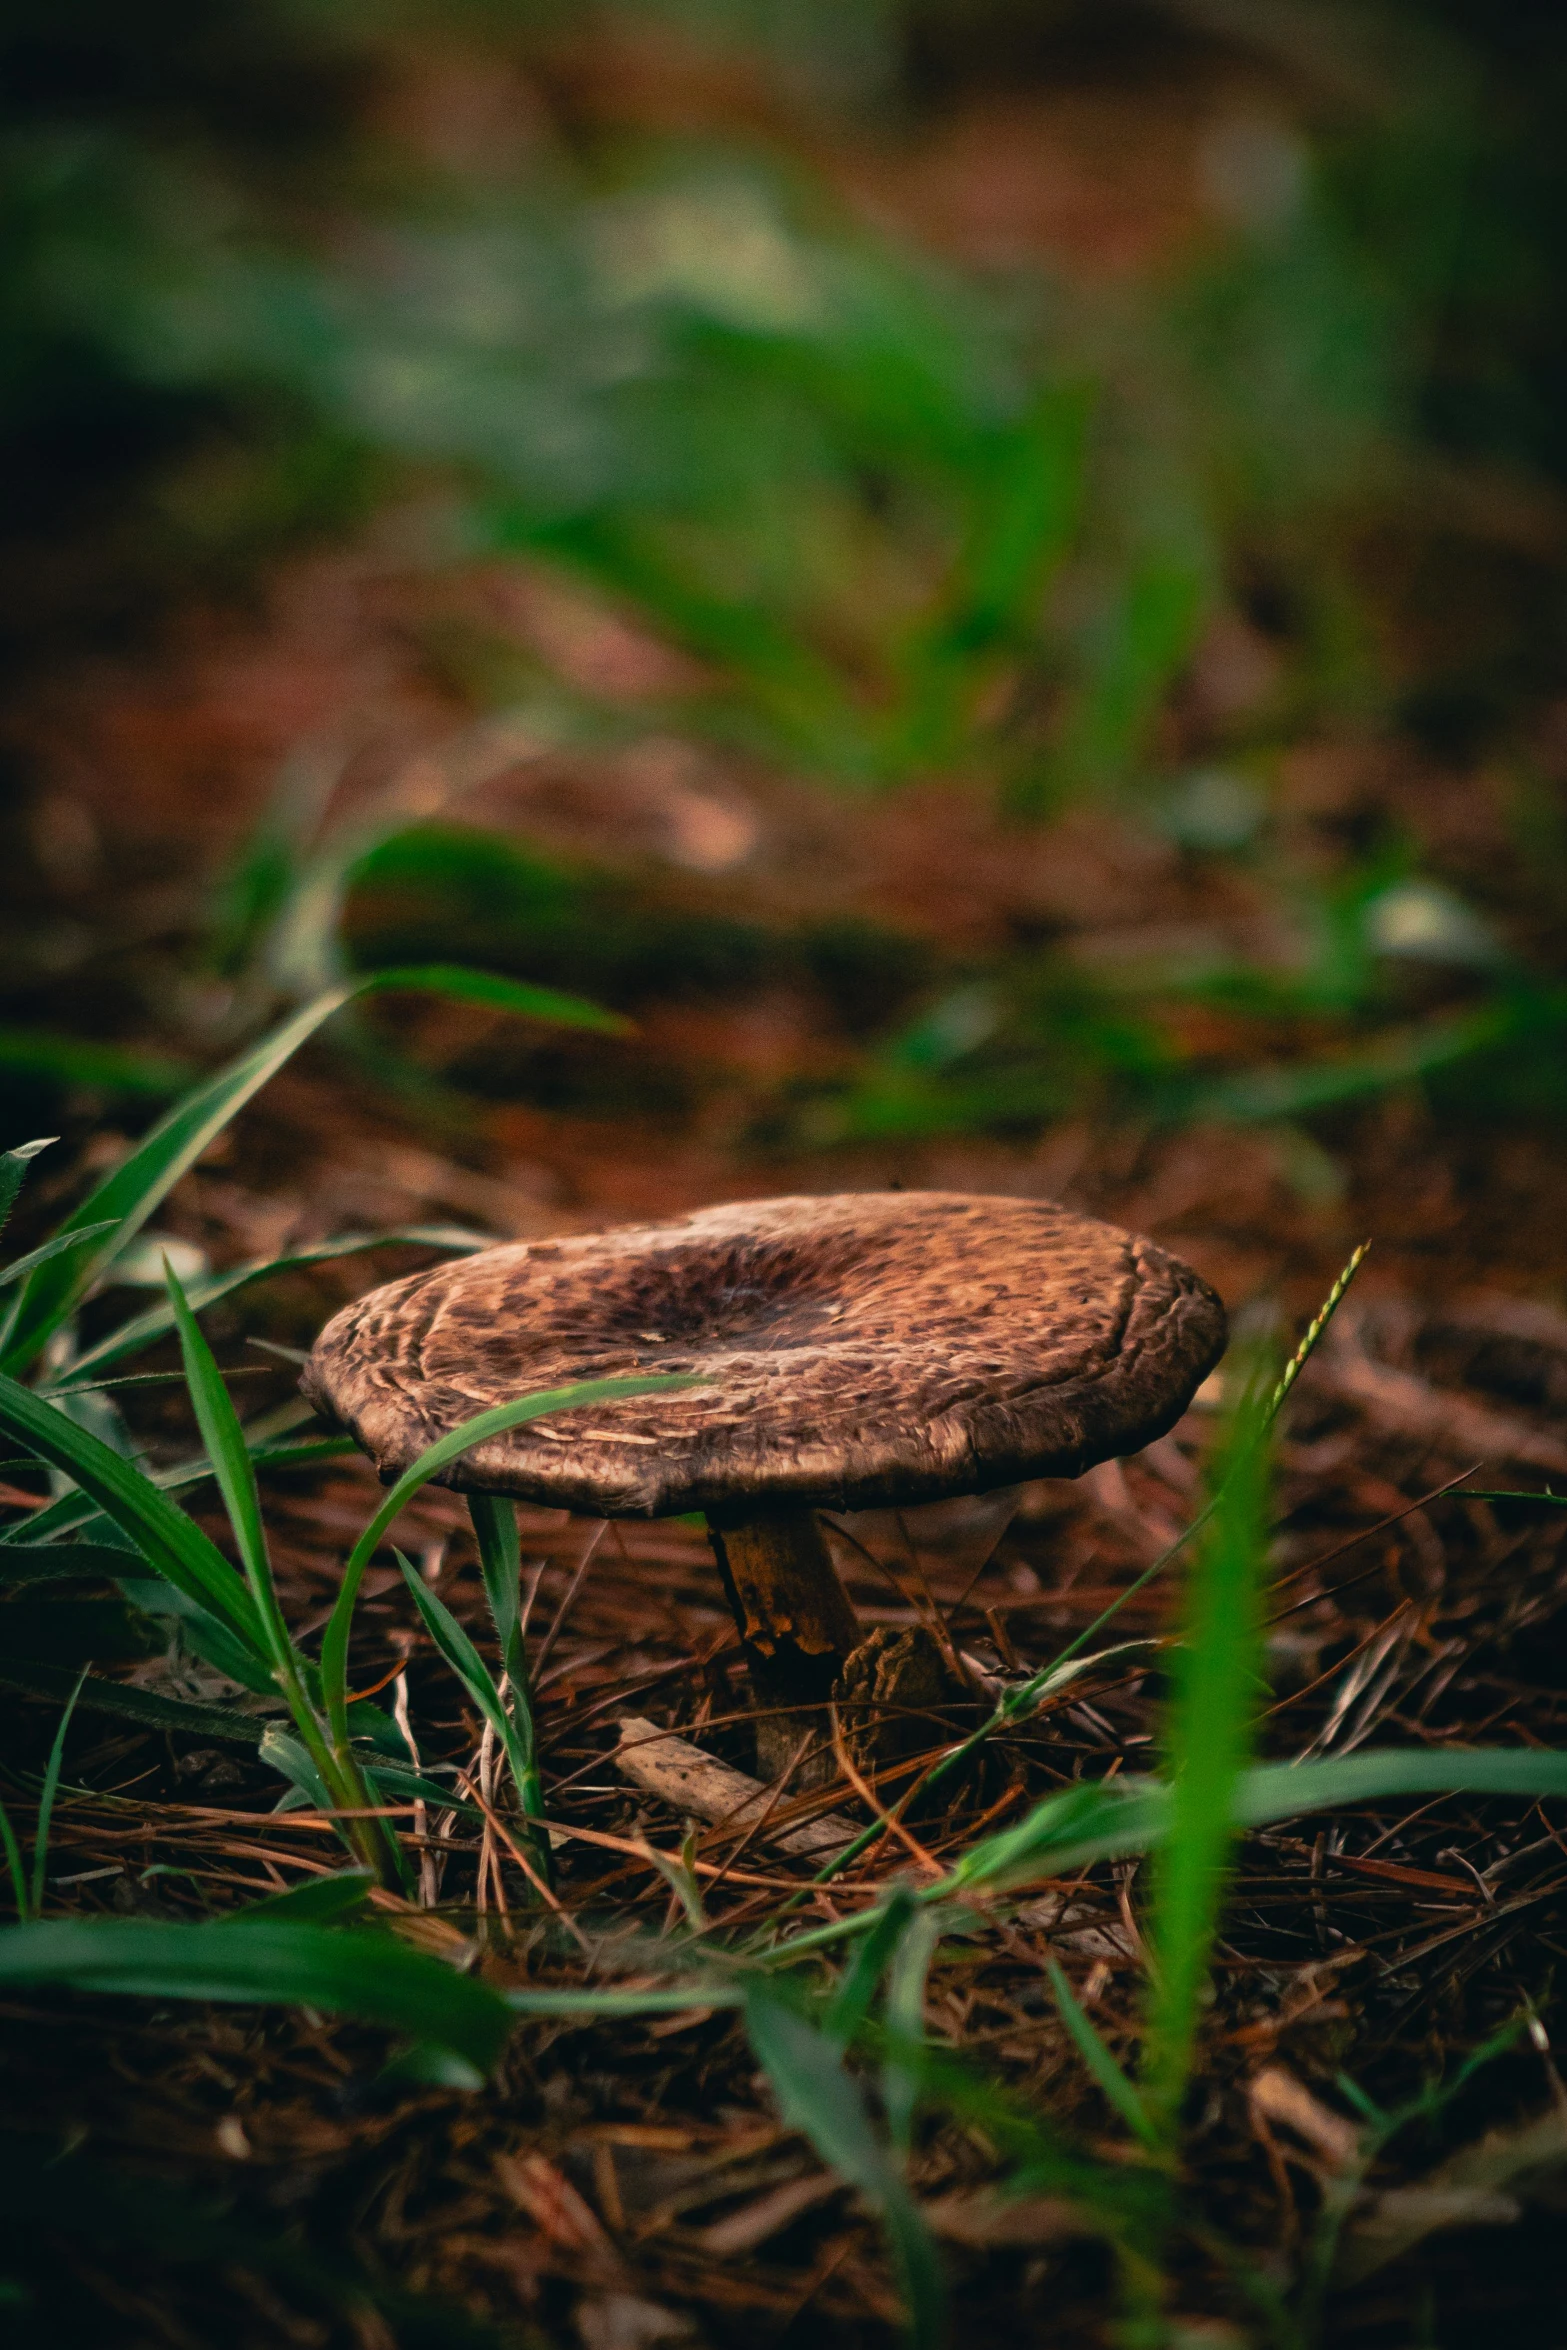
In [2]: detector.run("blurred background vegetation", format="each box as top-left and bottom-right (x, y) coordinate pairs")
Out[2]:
(2, 0), (1565, 1186)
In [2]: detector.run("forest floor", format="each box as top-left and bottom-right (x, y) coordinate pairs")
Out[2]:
(3, 527), (1567, 2347)
(4, 38), (1567, 2350)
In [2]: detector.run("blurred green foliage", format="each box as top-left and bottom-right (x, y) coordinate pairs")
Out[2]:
(12, 0), (1548, 761)
(3, 0), (1566, 1142)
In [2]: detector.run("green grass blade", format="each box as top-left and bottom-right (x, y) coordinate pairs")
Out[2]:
(745, 1984), (946, 2350)
(0, 1661), (276, 1744)
(320, 1372), (708, 1753)
(0, 1918), (513, 2071)
(0, 987), (368, 1374)
(0, 1223), (119, 1295)
(259, 1726), (334, 1810)
(149, 1278), (378, 1855)
(770, 1745), (1567, 1981)
(1236, 1748), (1567, 1818)
(468, 1494), (549, 1879)
(995, 1640), (1162, 1732)
(959, 1746), (1567, 1896)
(161, 1263), (273, 1610)
(883, 1911), (940, 2157)
(160, 1261), (344, 1794)
(120, 1581), (278, 1695)
(503, 1985), (746, 2016)
(0, 1138), (54, 1246)
(256, 1727), (393, 1886)
(217, 1870), (376, 1927)
(361, 963), (627, 1036)
(0, 1371), (264, 1653)
(0, 1542), (150, 1588)
(798, 1641), (1165, 1900)
(340, 1374), (707, 1593)
(0, 1030), (189, 1097)
(469, 1492), (521, 1664)
(1181, 1002), (1518, 1126)
(30, 1667), (89, 1917)
(0, 1799), (28, 1921)
(52, 1227), (487, 1387)
(397, 1549), (545, 1874)
(1045, 1959), (1158, 2150)
(398, 1548), (521, 1766)
(361, 1759), (483, 1823)
(825, 1887), (917, 2047)
(947, 1779), (1166, 1896)
(243, 1433), (361, 1470)
(1141, 1360), (1275, 2139)
(0, 1420), (357, 1552)
(0, 966), (626, 1378)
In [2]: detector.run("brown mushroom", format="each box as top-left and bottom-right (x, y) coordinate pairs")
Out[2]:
(302, 1192), (1225, 1774)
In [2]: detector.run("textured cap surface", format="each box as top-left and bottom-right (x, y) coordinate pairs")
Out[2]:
(302, 1192), (1226, 1517)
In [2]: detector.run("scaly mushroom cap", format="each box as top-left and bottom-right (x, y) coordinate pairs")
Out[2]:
(302, 1192), (1226, 1517)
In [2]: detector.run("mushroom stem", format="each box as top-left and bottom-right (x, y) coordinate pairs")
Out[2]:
(705, 1506), (860, 1781)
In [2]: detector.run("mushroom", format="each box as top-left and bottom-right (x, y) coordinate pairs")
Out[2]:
(302, 1192), (1225, 1775)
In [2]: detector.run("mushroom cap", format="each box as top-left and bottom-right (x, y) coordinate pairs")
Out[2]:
(302, 1192), (1225, 1518)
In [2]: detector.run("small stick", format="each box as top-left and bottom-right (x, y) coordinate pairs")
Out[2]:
(614, 1717), (857, 1859)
